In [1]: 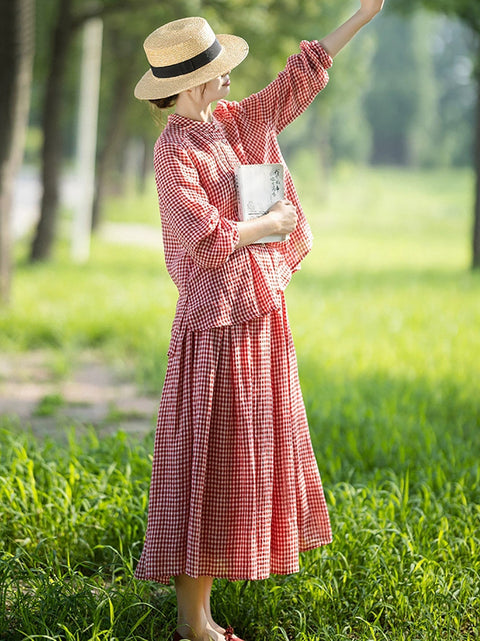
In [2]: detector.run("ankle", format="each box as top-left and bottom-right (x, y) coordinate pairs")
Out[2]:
(176, 623), (195, 639)
(176, 627), (220, 641)
(176, 622), (213, 641)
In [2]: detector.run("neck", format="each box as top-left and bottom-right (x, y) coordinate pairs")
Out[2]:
(175, 94), (214, 122)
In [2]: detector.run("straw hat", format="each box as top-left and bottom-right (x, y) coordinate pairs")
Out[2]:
(134, 17), (249, 100)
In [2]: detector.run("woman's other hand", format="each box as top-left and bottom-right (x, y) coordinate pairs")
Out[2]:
(266, 200), (298, 235)
(235, 199), (298, 248)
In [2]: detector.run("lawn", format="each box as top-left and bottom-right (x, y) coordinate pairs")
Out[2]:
(0, 165), (479, 640)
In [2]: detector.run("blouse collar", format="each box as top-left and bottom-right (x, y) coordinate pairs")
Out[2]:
(167, 113), (219, 130)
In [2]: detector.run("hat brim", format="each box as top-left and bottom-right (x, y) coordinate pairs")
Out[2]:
(134, 33), (249, 100)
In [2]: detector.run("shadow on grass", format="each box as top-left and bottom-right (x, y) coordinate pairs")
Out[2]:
(302, 365), (480, 491)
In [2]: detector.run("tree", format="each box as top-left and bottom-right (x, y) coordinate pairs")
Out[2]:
(364, 11), (439, 166)
(0, 0), (35, 303)
(392, 0), (480, 268)
(91, 23), (137, 230)
(431, 18), (476, 167)
(29, 0), (176, 262)
(29, 0), (72, 262)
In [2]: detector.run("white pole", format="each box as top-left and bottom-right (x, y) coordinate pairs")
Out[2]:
(72, 17), (103, 263)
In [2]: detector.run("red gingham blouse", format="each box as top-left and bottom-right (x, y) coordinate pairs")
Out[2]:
(154, 40), (332, 349)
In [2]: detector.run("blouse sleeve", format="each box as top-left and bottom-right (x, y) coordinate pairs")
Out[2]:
(155, 141), (240, 270)
(237, 40), (332, 134)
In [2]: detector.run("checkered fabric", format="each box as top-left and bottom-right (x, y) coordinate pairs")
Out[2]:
(135, 296), (332, 583)
(134, 41), (333, 584)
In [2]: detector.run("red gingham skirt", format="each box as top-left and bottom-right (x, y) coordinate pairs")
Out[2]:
(134, 294), (332, 584)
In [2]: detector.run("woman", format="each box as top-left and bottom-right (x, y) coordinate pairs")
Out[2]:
(134, 3), (384, 640)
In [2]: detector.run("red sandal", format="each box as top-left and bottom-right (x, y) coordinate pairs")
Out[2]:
(173, 627), (244, 641)
(224, 626), (245, 641)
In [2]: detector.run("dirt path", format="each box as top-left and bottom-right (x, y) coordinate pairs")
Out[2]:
(0, 351), (158, 441)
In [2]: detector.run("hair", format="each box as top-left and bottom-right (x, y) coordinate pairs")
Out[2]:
(149, 94), (179, 110)
(148, 94), (179, 128)
(147, 82), (208, 127)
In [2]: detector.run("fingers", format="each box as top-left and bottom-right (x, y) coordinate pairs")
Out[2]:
(266, 199), (298, 234)
(281, 200), (297, 233)
(270, 198), (294, 208)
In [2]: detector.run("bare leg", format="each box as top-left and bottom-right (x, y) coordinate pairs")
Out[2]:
(201, 576), (225, 634)
(175, 574), (223, 641)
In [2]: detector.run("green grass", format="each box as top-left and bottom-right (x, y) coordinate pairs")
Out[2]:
(0, 165), (479, 639)
(102, 185), (161, 227)
(1, 241), (176, 392)
(34, 393), (66, 417)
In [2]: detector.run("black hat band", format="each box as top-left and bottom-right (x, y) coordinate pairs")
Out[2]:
(150, 39), (222, 79)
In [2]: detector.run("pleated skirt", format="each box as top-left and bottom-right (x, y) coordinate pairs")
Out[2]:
(134, 295), (332, 584)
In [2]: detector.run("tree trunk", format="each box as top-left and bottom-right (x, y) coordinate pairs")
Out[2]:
(30, 0), (73, 262)
(473, 62), (480, 269)
(139, 136), (151, 194)
(91, 59), (134, 230)
(0, 0), (35, 303)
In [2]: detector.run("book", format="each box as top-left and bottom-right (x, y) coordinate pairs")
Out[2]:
(235, 163), (287, 243)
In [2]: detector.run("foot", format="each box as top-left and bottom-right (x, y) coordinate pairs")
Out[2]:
(202, 630), (224, 641)
(207, 621), (226, 634)
(207, 625), (244, 641)
(175, 628), (224, 641)
(225, 626), (245, 641)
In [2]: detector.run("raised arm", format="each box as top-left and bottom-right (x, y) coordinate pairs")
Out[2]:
(319, 0), (385, 58)
(233, 41), (332, 135)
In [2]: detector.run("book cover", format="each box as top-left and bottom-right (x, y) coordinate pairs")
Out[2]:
(235, 163), (287, 243)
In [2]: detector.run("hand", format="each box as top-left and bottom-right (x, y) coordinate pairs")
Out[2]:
(359, 0), (385, 20)
(266, 199), (298, 235)
(319, 0), (384, 58)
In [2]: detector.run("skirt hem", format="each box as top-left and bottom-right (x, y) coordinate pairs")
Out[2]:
(134, 535), (333, 585)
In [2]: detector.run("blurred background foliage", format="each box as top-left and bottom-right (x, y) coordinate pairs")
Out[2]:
(27, 0), (476, 187)
(2, 0), (479, 277)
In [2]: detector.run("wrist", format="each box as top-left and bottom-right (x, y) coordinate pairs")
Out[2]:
(356, 7), (377, 25)
(264, 211), (280, 235)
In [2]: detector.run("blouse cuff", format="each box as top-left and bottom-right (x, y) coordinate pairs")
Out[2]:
(193, 218), (240, 270)
(300, 39), (333, 70)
